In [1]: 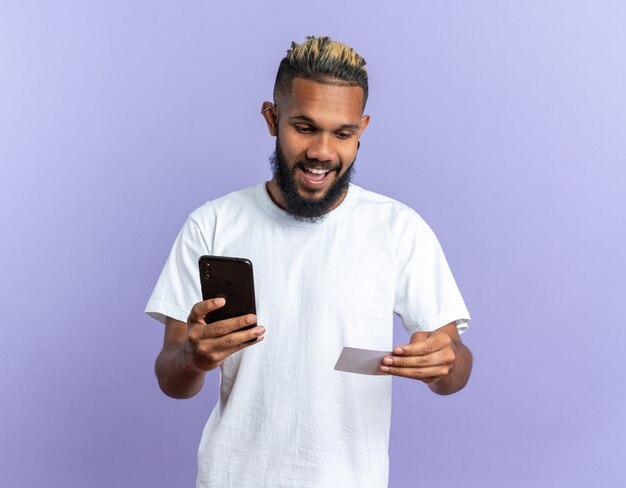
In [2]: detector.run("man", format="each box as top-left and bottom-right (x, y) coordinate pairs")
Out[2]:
(146, 36), (472, 488)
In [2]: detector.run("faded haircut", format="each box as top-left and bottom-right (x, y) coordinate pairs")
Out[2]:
(273, 36), (368, 109)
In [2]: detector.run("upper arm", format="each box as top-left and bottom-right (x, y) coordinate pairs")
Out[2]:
(393, 211), (470, 334)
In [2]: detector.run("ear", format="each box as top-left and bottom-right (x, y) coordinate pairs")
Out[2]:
(356, 115), (370, 149)
(358, 114), (371, 135)
(261, 101), (278, 136)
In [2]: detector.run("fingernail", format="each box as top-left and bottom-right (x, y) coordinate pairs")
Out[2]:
(383, 357), (393, 365)
(215, 297), (225, 305)
(257, 326), (265, 334)
(393, 347), (404, 355)
(246, 315), (257, 324)
(381, 366), (390, 372)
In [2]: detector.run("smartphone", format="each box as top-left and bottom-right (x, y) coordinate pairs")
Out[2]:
(198, 255), (257, 335)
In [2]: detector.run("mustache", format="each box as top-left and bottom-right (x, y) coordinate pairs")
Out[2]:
(295, 160), (341, 172)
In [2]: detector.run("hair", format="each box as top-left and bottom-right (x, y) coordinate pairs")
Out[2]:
(273, 36), (368, 108)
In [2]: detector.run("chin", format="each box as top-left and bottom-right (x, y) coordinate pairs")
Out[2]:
(298, 186), (329, 200)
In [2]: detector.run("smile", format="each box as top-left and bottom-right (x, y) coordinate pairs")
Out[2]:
(299, 166), (335, 187)
(305, 168), (331, 175)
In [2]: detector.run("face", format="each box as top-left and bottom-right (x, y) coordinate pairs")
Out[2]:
(262, 77), (370, 220)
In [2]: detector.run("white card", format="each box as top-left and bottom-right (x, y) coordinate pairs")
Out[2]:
(334, 347), (391, 376)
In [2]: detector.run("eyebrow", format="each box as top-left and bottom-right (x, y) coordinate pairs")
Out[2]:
(289, 114), (360, 131)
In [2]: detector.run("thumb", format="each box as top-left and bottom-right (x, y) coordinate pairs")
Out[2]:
(393, 331), (429, 355)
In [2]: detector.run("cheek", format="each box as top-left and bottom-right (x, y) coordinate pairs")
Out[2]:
(339, 148), (358, 168)
(279, 134), (306, 161)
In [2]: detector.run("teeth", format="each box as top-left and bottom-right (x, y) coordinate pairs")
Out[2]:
(307, 168), (330, 175)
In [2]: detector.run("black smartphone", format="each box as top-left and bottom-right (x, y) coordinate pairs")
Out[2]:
(198, 255), (257, 333)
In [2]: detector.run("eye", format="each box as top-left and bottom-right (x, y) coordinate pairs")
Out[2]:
(335, 132), (353, 140)
(294, 125), (313, 134)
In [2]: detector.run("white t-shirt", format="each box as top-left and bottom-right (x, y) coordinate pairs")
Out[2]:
(146, 182), (470, 488)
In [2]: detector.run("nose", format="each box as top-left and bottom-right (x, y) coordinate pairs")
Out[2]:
(306, 133), (336, 163)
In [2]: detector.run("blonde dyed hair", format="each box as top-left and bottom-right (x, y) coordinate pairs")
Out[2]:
(274, 36), (368, 107)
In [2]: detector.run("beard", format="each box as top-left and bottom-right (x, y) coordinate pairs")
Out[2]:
(269, 139), (356, 222)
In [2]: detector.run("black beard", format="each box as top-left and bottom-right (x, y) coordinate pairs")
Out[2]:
(269, 139), (356, 222)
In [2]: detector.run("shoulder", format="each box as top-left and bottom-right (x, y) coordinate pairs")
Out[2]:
(351, 185), (428, 229)
(187, 184), (260, 226)
(350, 186), (440, 260)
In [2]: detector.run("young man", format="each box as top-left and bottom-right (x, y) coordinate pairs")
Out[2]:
(146, 36), (472, 488)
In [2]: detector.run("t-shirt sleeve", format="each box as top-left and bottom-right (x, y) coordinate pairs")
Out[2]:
(393, 209), (470, 334)
(145, 217), (210, 324)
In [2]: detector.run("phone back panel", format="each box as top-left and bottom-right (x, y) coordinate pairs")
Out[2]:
(198, 255), (257, 325)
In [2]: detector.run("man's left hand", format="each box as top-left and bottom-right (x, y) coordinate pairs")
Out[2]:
(380, 325), (458, 384)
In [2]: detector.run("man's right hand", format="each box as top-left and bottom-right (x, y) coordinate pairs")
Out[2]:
(184, 298), (265, 372)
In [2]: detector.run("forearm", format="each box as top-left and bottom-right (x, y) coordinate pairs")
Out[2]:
(155, 340), (207, 399)
(429, 341), (473, 395)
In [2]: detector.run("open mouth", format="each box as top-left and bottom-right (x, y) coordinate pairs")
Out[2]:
(299, 166), (333, 186)
(297, 163), (339, 188)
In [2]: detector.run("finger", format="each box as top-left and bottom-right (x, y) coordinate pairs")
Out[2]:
(189, 313), (257, 342)
(381, 348), (455, 369)
(213, 334), (266, 363)
(187, 298), (226, 324)
(209, 325), (266, 352)
(395, 331), (452, 356)
(379, 364), (451, 381)
(206, 313), (258, 338)
(195, 331), (266, 368)
(196, 327), (265, 367)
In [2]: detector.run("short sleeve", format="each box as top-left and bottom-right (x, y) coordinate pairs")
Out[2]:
(393, 210), (470, 334)
(145, 217), (211, 324)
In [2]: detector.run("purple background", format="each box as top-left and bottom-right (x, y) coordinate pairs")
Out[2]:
(1, 2), (625, 487)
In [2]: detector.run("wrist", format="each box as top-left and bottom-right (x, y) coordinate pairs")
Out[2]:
(181, 341), (203, 373)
